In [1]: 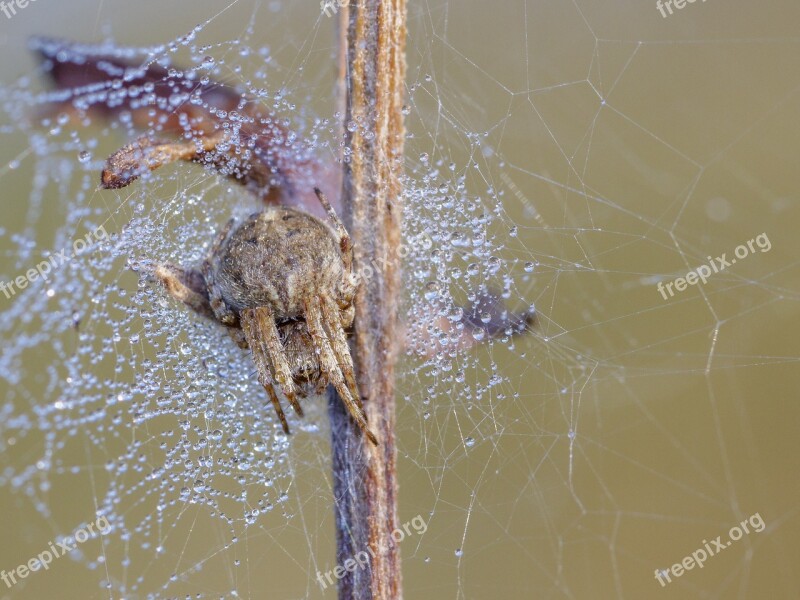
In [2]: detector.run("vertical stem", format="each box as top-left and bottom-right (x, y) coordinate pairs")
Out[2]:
(328, 0), (407, 598)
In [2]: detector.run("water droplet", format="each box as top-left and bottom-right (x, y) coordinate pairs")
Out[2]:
(424, 281), (440, 301)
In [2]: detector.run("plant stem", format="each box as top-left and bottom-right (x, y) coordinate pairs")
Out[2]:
(328, 0), (407, 598)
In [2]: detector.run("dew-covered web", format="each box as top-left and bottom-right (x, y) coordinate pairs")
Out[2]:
(1, 0), (799, 598)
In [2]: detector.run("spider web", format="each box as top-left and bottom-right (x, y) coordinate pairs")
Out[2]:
(1, 0), (799, 598)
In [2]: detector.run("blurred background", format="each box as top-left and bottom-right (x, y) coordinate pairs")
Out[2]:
(0, 0), (799, 598)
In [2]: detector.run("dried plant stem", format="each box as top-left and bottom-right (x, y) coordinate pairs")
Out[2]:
(328, 0), (407, 598)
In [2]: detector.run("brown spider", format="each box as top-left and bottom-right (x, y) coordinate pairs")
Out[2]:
(152, 188), (377, 445)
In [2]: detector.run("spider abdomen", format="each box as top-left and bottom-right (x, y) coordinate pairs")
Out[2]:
(209, 207), (346, 318)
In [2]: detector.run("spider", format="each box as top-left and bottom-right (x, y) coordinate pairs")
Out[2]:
(152, 187), (377, 445)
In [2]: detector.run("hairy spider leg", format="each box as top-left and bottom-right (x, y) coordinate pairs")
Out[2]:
(319, 294), (369, 418)
(314, 187), (353, 272)
(207, 218), (236, 260)
(154, 264), (215, 320)
(154, 262), (250, 348)
(305, 298), (378, 445)
(203, 218), (239, 326)
(242, 306), (305, 418)
(240, 308), (292, 434)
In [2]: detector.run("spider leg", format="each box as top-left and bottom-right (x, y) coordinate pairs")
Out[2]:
(203, 219), (239, 326)
(242, 306), (305, 419)
(320, 295), (366, 415)
(154, 264), (215, 320)
(264, 379), (289, 435)
(240, 308), (296, 434)
(279, 321), (324, 391)
(306, 298), (378, 445)
(154, 262), (248, 350)
(223, 326), (249, 349)
(314, 188), (353, 272)
(205, 218), (236, 262)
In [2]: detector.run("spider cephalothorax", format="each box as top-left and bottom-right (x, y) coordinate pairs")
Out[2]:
(153, 189), (377, 445)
